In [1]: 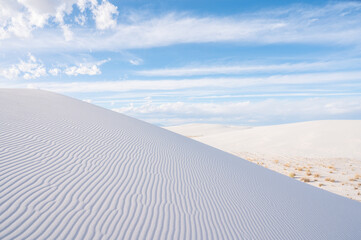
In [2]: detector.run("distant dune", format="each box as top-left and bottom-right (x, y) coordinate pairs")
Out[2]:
(1, 89), (361, 239)
(166, 121), (361, 201)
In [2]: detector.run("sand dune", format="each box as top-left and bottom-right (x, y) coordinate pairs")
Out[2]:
(166, 121), (361, 201)
(1, 89), (361, 239)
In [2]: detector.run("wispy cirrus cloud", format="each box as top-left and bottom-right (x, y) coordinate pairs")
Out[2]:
(135, 59), (361, 77)
(4, 70), (359, 92)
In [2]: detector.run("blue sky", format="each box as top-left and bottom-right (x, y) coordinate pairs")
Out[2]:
(1, 0), (361, 126)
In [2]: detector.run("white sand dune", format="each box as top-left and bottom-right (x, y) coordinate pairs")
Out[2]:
(1, 89), (361, 240)
(167, 121), (361, 160)
(166, 121), (361, 201)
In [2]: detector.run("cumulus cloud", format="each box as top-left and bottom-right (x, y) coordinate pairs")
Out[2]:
(1, 66), (20, 79)
(64, 58), (110, 76)
(75, 14), (87, 25)
(49, 68), (61, 76)
(0, 55), (110, 79)
(92, 0), (118, 30)
(0, 0), (118, 41)
(0, 0), (75, 40)
(0, 53), (46, 80)
(64, 64), (101, 76)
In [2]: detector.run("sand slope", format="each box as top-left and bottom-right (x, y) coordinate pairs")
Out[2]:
(1, 89), (361, 239)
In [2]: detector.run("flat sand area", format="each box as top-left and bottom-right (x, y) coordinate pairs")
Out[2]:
(166, 121), (361, 201)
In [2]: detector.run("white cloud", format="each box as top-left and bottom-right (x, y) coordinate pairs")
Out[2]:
(0, 0), (78, 40)
(65, 64), (101, 76)
(0, 55), (110, 79)
(64, 58), (110, 76)
(92, 0), (118, 30)
(136, 60), (361, 77)
(129, 58), (143, 65)
(1, 66), (21, 79)
(115, 101), (250, 116)
(0, 53), (46, 79)
(12, 70), (360, 92)
(49, 68), (61, 76)
(113, 97), (361, 125)
(75, 14), (87, 25)
(6, 13), (33, 38)
(101, 13), (286, 49)
(0, 0), (118, 41)
(61, 24), (74, 41)
(53, 2), (78, 40)
(76, 0), (90, 12)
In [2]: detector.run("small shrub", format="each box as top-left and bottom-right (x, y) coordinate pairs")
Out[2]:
(325, 178), (335, 182)
(314, 173), (320, 178)
(319, 183), (324, 187)
(301, 177), (310, 182)
(289, 172), (295, 178)
(306, 171), (312, 176)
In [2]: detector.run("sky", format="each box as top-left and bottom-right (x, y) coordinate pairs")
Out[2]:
(1, 0), (361, 126)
